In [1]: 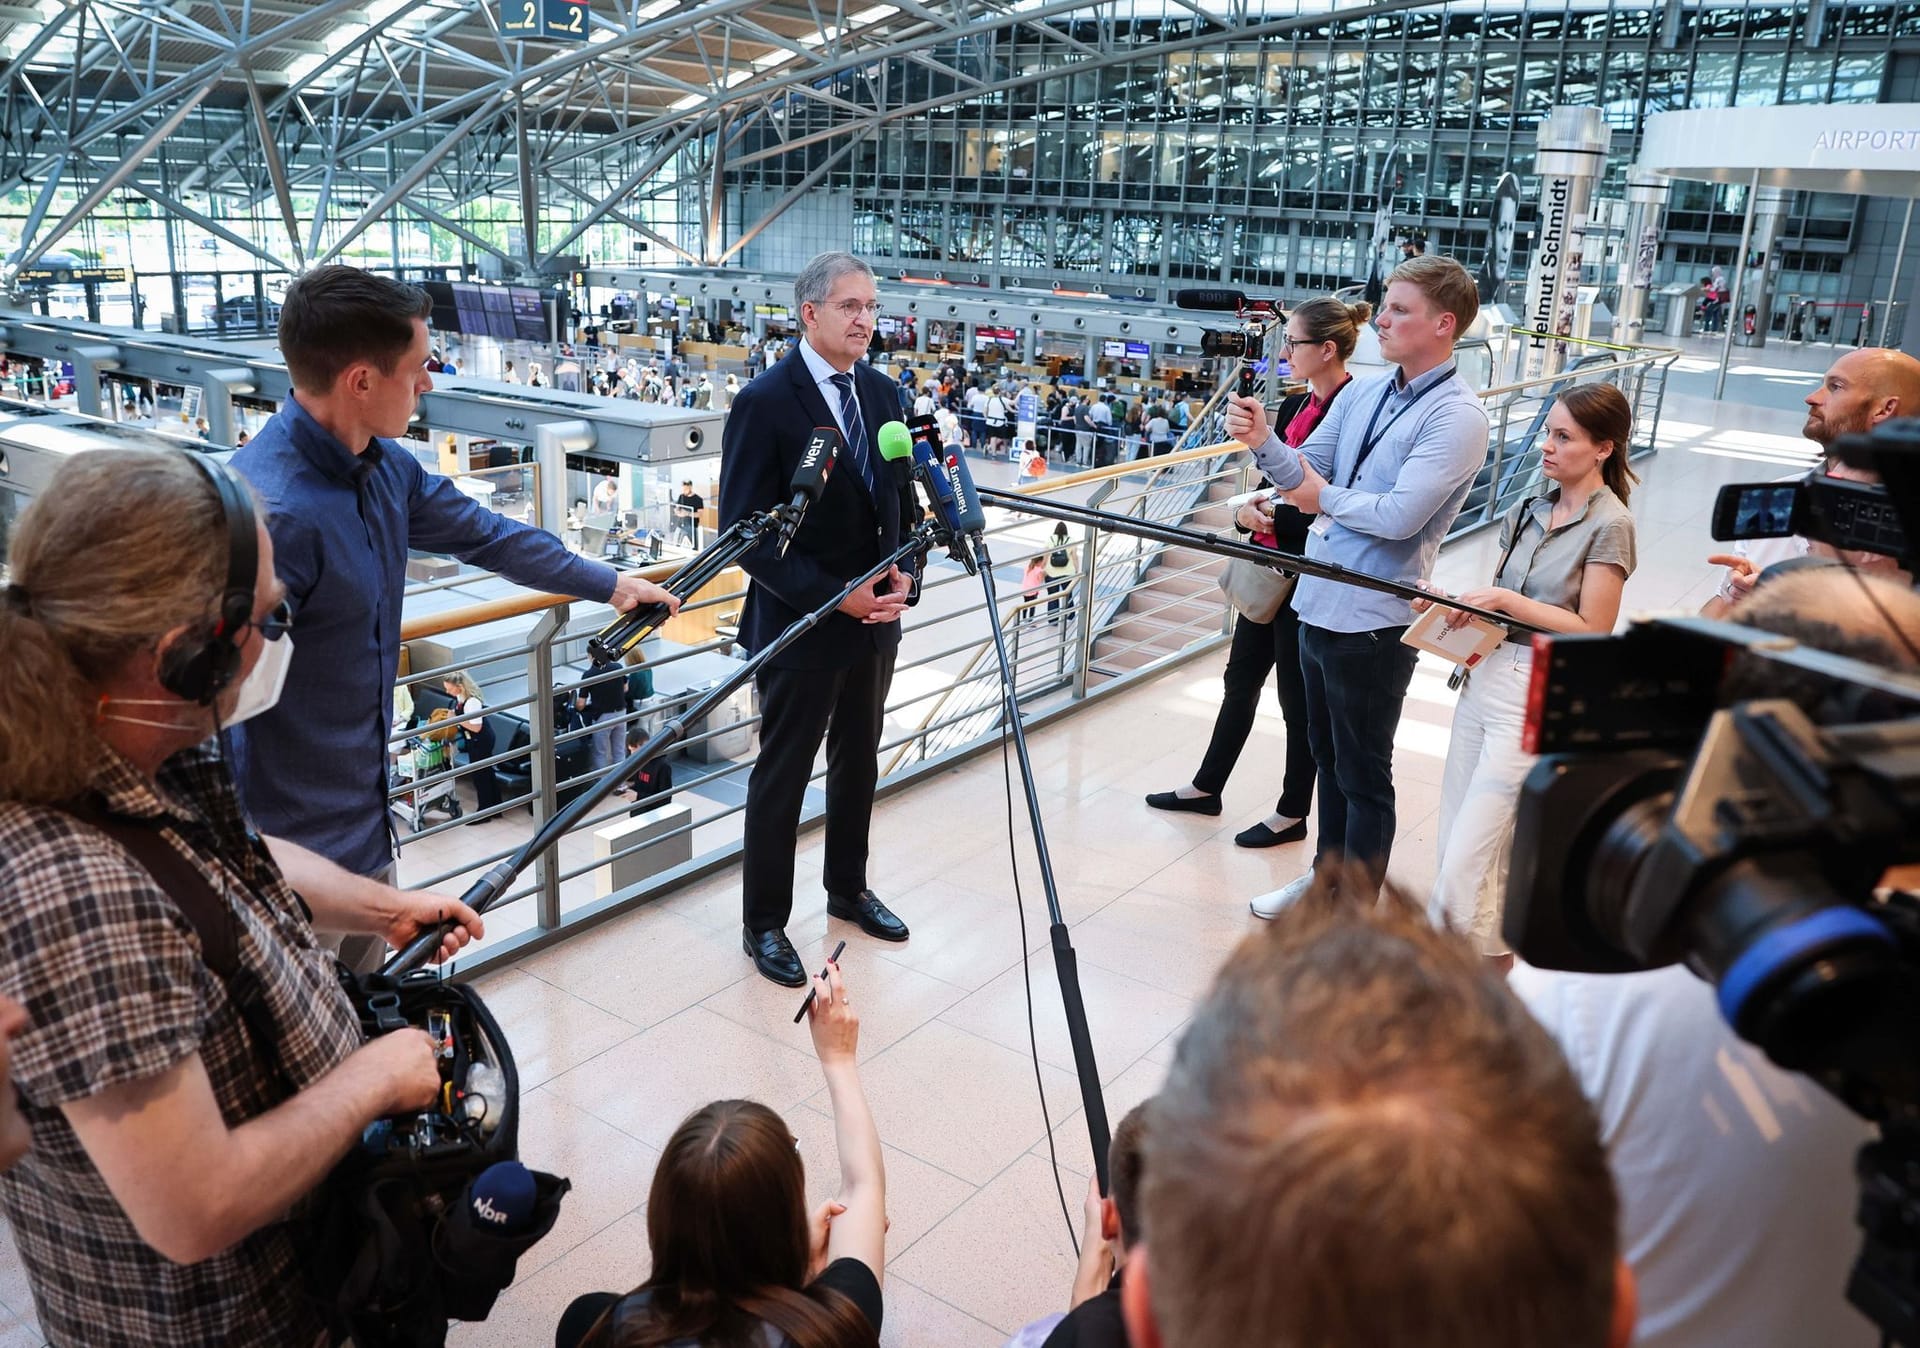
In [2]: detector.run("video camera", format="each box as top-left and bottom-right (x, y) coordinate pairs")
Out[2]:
(1501, 416), (1920, 1343)
(1710, 424), (1917, 567)
(1175, 288), (1286, 399)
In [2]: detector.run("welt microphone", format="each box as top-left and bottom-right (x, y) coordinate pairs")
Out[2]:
(777, 426), (841, 557)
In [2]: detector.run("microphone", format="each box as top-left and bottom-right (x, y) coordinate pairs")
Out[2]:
(1174, 287), (1249, 312)
(468, 1160), (538, 1235)
(778, 426), (841, 557)
(875, 420), (915, 490)
(898, 415), (984, 573)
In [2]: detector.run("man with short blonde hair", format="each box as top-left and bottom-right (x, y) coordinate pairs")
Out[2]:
(1124, 869), (1635, 1348)
(1226, 254), (1490, 915)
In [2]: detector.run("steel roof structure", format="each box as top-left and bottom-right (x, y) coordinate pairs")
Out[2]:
(0, 0), (1405, 286)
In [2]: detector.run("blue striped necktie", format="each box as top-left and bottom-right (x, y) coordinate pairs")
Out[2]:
(829, 372), (877, 495)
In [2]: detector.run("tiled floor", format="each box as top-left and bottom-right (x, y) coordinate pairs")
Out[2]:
(0, 353), (1833, 1346)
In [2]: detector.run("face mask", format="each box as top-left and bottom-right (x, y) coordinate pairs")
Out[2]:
(224, 634), (293, 727)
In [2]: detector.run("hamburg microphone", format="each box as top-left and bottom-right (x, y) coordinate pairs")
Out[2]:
(902, 415), (984, 574)
(778, 426), (841, 557)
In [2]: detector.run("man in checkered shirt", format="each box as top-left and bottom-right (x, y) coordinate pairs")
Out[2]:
(0, 448), (482, 1345)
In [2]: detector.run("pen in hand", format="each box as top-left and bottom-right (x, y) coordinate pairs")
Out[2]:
(793, 940), (848, 1024)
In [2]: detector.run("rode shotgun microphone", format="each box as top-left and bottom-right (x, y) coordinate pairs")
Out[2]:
(1174, 287), (1249, 312)
(778, 426), (841, 557)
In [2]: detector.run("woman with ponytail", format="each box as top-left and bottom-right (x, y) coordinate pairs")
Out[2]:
(1420, 381), (1640, 968)
(1147, 295), (1371, 850)
(561, 958), (886, 1348)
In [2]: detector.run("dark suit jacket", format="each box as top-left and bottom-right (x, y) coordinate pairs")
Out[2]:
(719, 345), (923, 670)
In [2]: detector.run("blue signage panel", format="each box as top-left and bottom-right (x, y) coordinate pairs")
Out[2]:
(501, 0), (587, 40)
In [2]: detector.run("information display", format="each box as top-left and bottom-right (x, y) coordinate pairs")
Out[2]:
(481, 287), (515, 340)
(510, 288), (548, 342)
(451, 283), (487, 335)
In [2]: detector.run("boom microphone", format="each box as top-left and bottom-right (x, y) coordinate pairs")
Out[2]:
(1174, 288), (1249, 312)
(778, 426), (841, 557)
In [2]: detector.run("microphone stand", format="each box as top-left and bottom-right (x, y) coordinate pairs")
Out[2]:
(969, 529), (1115, 1194)
(382, 520), (944, 976)
(975, 486), (1542, 633)
(586, 507), (787, 664)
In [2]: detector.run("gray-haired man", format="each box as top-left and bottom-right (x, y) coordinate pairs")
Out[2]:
(717, 251), (923, 986)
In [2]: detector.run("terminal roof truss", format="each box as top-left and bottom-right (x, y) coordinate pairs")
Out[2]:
(0, 0), (1420, 284)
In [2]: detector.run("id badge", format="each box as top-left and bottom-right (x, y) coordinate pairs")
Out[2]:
(1309, 514), (1333, 538)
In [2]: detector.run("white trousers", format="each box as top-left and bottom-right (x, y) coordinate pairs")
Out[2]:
(1430, 643), (1536, 957)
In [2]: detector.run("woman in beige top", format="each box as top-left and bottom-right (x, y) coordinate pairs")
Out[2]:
(1418, 382), (1639, 966)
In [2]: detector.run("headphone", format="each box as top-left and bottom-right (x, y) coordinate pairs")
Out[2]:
(158, 452), (260, 706)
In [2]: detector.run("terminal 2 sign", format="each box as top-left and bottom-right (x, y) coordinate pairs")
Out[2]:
(501, 0), (588, 41)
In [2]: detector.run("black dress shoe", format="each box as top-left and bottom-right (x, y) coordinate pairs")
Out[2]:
(1235, 818), (1309, 848)
(1144, 789), (1222, 816)
(742, 926), (808, 987)
(826, 890), (910, 942)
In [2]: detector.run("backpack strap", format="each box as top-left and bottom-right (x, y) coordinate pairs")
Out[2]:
(63, 795), (238, 979)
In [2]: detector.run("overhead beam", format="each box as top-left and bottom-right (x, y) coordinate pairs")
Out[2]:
(314, 97), (501, 265)
(246, 68), (308, 269)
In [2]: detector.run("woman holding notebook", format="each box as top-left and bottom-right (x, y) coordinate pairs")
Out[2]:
(1420, 382), (1639, 968)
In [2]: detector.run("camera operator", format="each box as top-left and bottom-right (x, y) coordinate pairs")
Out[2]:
(0, 449), (481, 1346)
(1510, 565), (1920, 1348)
(1224, 256), (1490, 916)
(1702, 348), (1920, 617)
(1124, 864), (1634, 1348)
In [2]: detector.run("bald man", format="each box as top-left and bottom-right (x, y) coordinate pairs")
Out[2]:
(1703, 347), (1920, 618)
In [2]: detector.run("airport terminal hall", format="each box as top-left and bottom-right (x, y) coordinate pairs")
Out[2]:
(5, 1), (1920, 1345)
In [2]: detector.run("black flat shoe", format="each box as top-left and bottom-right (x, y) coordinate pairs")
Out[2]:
(1145, 790), (1222, 817)
(1235, 818), (1309, 848)
(743, 926), (808, 986)
(826, 890), (910, 942)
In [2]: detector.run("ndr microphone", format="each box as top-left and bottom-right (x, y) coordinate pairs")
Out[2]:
(778, 426), (841, 556)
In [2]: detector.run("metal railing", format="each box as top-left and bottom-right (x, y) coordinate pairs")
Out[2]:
(392, 332), (1678, 977)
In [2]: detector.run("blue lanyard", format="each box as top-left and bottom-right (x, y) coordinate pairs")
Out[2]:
(1347, 367), (1453, 488)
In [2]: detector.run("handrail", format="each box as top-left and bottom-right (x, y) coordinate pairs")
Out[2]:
(397, 331), (1679, 643)
(398, 556), (683, 642)
(881, 588), (1066, 776)
(1481, 347), (1679, 399)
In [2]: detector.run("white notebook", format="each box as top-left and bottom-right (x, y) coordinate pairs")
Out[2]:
(1401, 604), (1511, 668)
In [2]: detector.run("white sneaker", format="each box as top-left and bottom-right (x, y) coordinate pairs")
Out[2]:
(1250, 871), (1316, 920)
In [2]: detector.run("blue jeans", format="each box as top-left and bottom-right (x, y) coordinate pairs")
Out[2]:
(1298, 623), (1418, 881)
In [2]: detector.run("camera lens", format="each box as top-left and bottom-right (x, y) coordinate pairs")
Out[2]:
(1200, 330), (1250, 360)
(1584, 791), (1671, 958)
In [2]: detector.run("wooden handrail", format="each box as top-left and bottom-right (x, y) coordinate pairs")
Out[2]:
(399, 556), (683, 642)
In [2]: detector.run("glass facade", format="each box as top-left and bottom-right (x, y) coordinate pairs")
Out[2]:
(728, 2), (1913, 309)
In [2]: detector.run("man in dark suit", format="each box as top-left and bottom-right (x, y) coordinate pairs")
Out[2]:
(719, 251), (923, 986)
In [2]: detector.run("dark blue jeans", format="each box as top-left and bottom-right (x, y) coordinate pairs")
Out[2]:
(1298, 622), (1419, 881)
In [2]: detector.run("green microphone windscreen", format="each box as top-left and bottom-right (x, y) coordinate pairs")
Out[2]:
(875, 420), (913, 462)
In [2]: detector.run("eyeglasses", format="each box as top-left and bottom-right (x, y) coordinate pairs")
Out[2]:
(1281, 336), (1323, 352)
(243, 598), (293, 643)
(824, 300), (883, 318)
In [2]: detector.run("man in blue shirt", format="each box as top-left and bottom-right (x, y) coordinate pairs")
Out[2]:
(231, 267), (675, 950)
(1225, 256), (1489, 917)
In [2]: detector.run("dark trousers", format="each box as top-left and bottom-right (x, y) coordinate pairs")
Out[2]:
(464, 724), (501, 811)
(1192, 606), (1315, 819)
(1298, 622), (1418, 880)
(742, 645), (897, 933)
